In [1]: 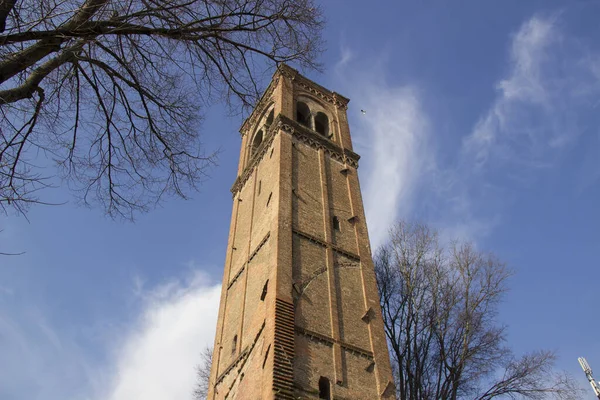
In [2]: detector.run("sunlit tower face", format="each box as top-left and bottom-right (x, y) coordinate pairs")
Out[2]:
(207, 65), (396, 400)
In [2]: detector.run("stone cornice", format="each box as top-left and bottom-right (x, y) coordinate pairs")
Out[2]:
(291, 229), (361, 262)
(281, 115), (360, 168)
(239, 64), (351, 136)
(293, 73), (350, 109)
(230, 115), (360, 197)
(239, 70), (281, 136)
(214, 321), (266, 387)
(295, 326), (374, 360)
(278, 63), (350, 109)
(231, 115), (280, 197)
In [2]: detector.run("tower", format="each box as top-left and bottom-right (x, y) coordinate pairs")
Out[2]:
(208, 65), (396, 400)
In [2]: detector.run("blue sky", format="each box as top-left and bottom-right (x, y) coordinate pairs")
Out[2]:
(2, 1), (600, 399)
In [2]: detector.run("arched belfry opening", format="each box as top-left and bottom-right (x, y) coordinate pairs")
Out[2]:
(296, 101), (311, 128)
(251, 129), (263, 157)
(314, 112), (329, 136)
(266, 108), (274, 126)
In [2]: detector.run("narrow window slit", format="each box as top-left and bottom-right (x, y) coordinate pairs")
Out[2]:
(262, 344), (271, 369)
(260, 280), (269, 301)
(332, 216), (340, 231)
(266, 192), (272, 207)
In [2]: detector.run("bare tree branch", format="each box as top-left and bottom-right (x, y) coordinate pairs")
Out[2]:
(194, 346), (212, 400)
(0, 0), (324, 219)
(375, 220), (583, 400)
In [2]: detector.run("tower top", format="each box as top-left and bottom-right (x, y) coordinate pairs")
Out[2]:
(239, 64), (350, 135)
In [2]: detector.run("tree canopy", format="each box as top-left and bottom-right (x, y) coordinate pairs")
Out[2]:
(375, 221), (581, 400)
(0, 0), (323, 219)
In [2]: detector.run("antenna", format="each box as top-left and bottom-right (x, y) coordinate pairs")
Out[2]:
(579, 357), (600, 399)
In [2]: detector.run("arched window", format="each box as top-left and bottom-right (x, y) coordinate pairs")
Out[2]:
(266, 109), (274, 126)
(251, 129), (263, 157)
(296, 101), (311, 128)
(232, 334), (238, 355)
(314, 112), (329, 136)
(318, 377), (331, 400)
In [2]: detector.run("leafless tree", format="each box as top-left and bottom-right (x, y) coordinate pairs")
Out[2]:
(194, 346), (213, 400)
(0, 0), (323, 219)
(375, 221), (582, 400)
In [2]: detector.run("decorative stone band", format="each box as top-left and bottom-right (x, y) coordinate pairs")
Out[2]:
(227, 232), (271, 290)
(231, 114), (360, 197)
(284, 117), (360, 169)
(240, 75), (280, 136)
(227, 263), (245, 290)
(278, 63), (349, 110)
(231, 117), (280, 197)
(239, 64), (349, 136)
(248, 232), (271, 263)
(292, 228), (361, 262)
(294, 326), (374, 360)
(295, 77), (349, 110)
(214, 321), (266, 387)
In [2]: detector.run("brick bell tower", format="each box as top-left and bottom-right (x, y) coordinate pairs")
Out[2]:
(207, 65), (396, 400)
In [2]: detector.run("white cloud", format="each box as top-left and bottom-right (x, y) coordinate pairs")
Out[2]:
(334, 14), (600, 246)
(435, 13), (600, 241)
(0, 268), (220, 400)
(335, 45), (354, 73)
(101, 271), (220, 400)
(463, 14), (600, 170)
(359, 87), (431, 249)
(334, 57), (431, 250)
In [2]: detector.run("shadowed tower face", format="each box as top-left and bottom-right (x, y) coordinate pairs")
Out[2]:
(208, 66), (396, 400)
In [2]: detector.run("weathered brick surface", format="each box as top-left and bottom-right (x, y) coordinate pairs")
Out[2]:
(243, 238), (271, 340)
(218, 268), (245, 376)
(208, 65), (396, 400)
(292, 140), (324, 240)
(293, 237), (331, 336)
(333, 255), (370, 348)
(325, 157), (356, 253)
(293, 335), (335, 395)
(230, 178), (253, 274)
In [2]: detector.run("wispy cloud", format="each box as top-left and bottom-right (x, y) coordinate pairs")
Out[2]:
(334, 45), (354, 73)
(463, 14), (600, 171)
(436, 14), (600, 240)
(335, 13), (600, 246)
(360, 88), (430, 249)
(334, 61), (431, 250)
